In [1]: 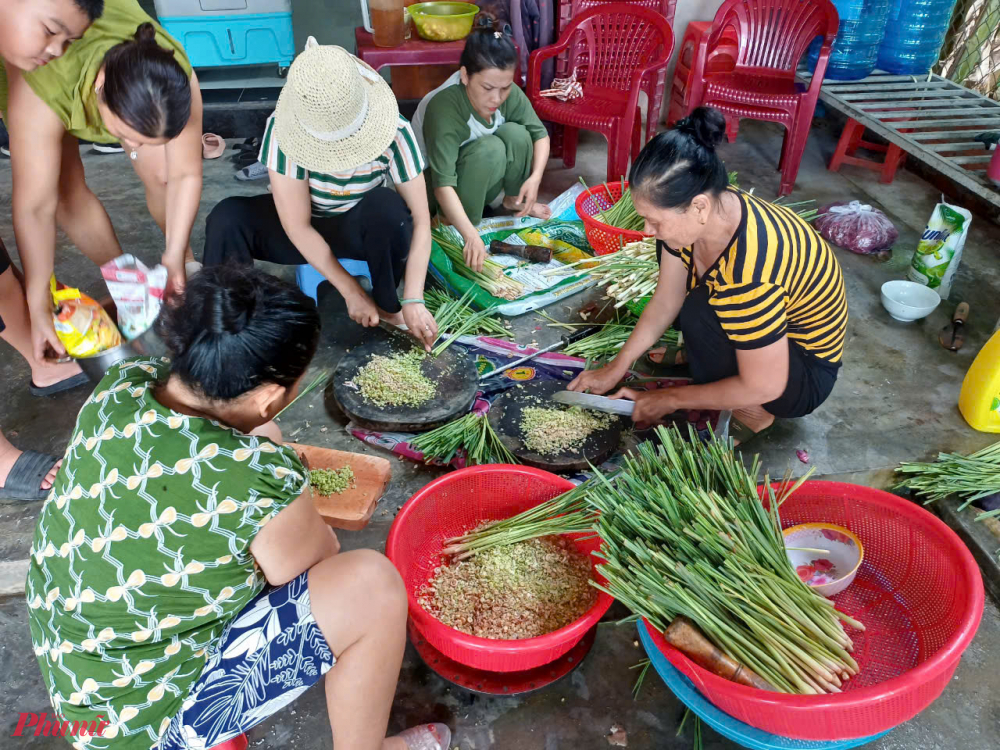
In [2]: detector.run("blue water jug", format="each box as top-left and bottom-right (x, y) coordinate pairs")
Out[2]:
(808, 0), (892, 80)
(877, 0), (959, 75)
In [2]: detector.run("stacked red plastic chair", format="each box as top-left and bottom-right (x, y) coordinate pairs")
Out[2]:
(528, 4), (675, 182)
(682, 0), (839, 196)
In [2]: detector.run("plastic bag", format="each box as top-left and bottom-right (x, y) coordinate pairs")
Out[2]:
(50, 277), (121, 357)
(814, 201), (898, 255)
(908, 200), (972, 301)
(101, 255), (167, 339)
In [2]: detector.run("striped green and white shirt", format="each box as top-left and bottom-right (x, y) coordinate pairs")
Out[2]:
(259, 113), (426, 217)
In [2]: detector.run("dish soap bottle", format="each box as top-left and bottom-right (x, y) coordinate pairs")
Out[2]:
(959, 329), (1000, 432)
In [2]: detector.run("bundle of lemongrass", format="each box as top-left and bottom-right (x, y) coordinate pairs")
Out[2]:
(410, 411), (517, 467)
(896, 441), (1000, 521)
(590, 427), (861, 695)
(547, 238), (659, 308)
(561, 317), (680, 362)
(445, 426), (863, 694)
(432, 226), (525, 300)
(548, 196), (820, 307)
(426, 288), (512, 341)
(425, 287), (508, 355)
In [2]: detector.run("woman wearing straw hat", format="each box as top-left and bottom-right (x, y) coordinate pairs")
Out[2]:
(2, 0), (203, 364)
(204, 39), (439, 352)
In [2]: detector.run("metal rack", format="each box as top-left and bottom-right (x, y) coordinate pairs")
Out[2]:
(797, 69), (1000, 208)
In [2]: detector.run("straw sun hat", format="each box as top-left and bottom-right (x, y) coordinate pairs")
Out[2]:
(274, 37), (399, 174)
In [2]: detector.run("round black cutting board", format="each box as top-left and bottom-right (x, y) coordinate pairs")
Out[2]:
(333, 331), (479, 432)
(488, 380), (624, 472)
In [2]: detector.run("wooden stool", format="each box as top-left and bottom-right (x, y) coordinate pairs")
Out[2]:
(829, 118), (907, 184)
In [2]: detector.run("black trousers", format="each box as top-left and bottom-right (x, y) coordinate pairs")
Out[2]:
(203, 187), (412, 313)
(0, 237), (12, 334)
(676, 285), (839, 419)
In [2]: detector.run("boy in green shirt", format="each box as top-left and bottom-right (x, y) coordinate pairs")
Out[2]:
(412, 17), (551, 273)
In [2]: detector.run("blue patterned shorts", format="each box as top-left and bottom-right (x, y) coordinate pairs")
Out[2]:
(158, 572), (336, 750)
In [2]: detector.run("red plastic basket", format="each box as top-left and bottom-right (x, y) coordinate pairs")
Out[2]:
(645, 481), (985, 741)
(385, 465), (614, 673)
(576, 181), (650, 256)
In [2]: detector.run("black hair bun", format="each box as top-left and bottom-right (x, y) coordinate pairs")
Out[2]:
(675, 106), (727, 151)
(133, 22), (158, 44)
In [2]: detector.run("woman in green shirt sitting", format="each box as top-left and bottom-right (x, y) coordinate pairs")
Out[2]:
(412, 16), (551, 273)
(27, 265), (450, 750)
(3, 0), (203, 365)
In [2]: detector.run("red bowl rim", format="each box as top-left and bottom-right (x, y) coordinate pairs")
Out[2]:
(574, 182), (651, 241)
(386, 464), (615, 656)
(647, 480), (985, 709)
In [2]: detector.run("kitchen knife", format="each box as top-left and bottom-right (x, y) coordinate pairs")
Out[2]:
(551, 389), (635, 416)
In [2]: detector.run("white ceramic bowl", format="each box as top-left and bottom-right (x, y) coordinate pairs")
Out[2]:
(880, 280), (941, 322)
(783, 523), (864, 597)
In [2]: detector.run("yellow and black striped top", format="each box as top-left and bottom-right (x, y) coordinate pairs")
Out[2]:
(663, 189), (847, 364)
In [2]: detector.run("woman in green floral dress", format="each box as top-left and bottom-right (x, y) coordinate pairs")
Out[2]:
(26, 266), (449, 750)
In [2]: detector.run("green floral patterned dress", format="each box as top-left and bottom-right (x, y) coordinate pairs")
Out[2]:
(26, 358), (306, 749)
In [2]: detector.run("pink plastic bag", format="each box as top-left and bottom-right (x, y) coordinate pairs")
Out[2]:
(814, 201), (898, 255)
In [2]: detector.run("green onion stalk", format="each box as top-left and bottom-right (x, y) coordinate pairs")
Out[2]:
(432, 226), (525, 300)
(410, 411), (517, 471)
(896, 441), (1000, 520)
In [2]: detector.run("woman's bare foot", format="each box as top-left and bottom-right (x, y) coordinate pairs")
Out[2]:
(647, 347), (686, 366)
(30, 359), (84, 389)
(730, 406), (775, 446)
(384, 723), (451, 750)
(0, 445), (61, 492)
(378, 309), (405, 328)
(503, 196), (552, 220)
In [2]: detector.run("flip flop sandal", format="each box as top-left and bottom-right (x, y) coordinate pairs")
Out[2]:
(231, 137), (260, 152)
(231, 150), (258, 167)
(202, 133), (226, 159)
(639, 346), (688, 377)
(396, 723), (451, 750)
(29, 371), (90, 397)
(0, 450), (59, 501)
(728, 416), (774, 447)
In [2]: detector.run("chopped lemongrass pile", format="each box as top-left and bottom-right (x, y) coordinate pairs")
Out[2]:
(354, 349), (436, 408)
(410, 411), (517, 466)
(520, 406), (615, 455)
(432, 226), (525, 300)
(896, 441), (1000, 520)
(309, 466), (355, 496)
(418, 534), (596, 639)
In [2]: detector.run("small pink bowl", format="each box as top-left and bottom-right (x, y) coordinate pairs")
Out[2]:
(782, 522), (864, 597)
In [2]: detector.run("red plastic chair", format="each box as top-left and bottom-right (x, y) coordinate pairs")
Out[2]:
(552, 0), (677, 162)
(684, 0), (839, 196)
(528, 4), (675, 182)
(666, 21), (738, 139)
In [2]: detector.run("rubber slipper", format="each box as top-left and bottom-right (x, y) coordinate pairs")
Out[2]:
(639, 348), (688, 378)
(396, 723), (451, 750)
(0, 450), (59, 501)
(728, 416), (775, 447)
(29, 371), (90, 397)
(202, 133), (225, 159)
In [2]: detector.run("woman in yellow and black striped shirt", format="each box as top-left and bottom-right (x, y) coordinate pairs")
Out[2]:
(569, 107), (847, 441)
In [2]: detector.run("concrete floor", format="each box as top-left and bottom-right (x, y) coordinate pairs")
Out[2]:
(1, 116), (999, 749)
